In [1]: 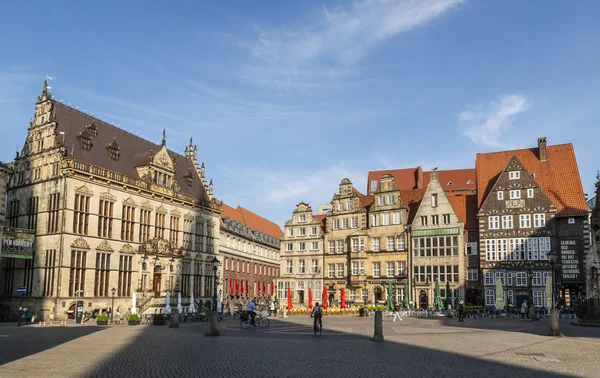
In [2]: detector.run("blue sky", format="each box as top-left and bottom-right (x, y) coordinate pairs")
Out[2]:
(1, 0), (599, 226)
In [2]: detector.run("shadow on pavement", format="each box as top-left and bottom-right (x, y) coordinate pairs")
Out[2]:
(0, 325), (104, 366)
(81, 316), (576, 378)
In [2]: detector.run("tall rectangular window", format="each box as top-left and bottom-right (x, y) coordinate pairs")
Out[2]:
(286, 260), (293, 274)
(94, 252), (111, 297)
(351, 238), (359, 252)
(155, 213), (166, 238)
(431, 215), (439, 225)
(351, 217), (358, 228)
(386, 236), (395, 251)
(170, 216), (180, 246)
(420, 216), (428, 226)
(486, 239), (496, 261)
(393, 212), (401, 225)
(352, 261), (359, 275)
(360, 262), (365, 275)
(519, 214), (531, 228)
(373, 262), (381, 277)
(47, 193), (60, 233)
(443, 214), (450, 224)
(387, 262), (395, 277)
(337, 240), (344, 253)
(118, 255), (133, 296)
(373, 238), (380, 252)
(26, 196), (39, 231)
(502, 215), (513, 229)
(342, 218), (349, 229)
(73, 194), (90, 235)
(397, 236), (405, 250)
(121, 205), (135, 241)
(372, 215), (380, 226)
(467, 269), (478, 281)
(98, 199), (114, 238)
(194, 220), (204, 252)
(533, 214), (546, 227)
(485, 290), (495, 306)
(337, 264), (344, 278)
(42, 249), (57, 296)
(139, 209), (151, 243)
(328, 241), (335, 254)
(69, 250), (87, 296)
(432, 193), (438, 207)
(328, 264), (335, 278)
(488, 216), (499, 229)
(382, 213), (390, 226)
(311, 259), (319, 274)
(510, 190), (521, 199)
(183, 219), (193, 249)
(7, 199), (20, 228)
(298, 260), (306, 274)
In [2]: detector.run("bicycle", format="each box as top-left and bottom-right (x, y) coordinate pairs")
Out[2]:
(312, 316), (322, 336)
(240, 312), (270, 329)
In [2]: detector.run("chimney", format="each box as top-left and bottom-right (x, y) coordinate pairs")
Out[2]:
(538, 137), (548, 162)
(416, 167), (424, 189)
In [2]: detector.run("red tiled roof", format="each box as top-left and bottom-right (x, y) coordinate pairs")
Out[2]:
(53, 101), (210, 202)
(237, 206), (283, 239)
(220, 203), (246, 225)
(399, 189), (427, 225)
(368, 167), (475, 194)
(359, 195), (374, 208)
(313, 214), (326, 228)
(476, 143), (588, 217)
(447, 193), (478, 231)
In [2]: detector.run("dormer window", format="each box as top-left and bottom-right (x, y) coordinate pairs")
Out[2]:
(466, 180), (473, 184)
(80, 136), (91, 150)
(184, 171), (194, 187)
(87, 123), (98, 137)
(447, 181), (454, 185)
(109, 147), (119, 160)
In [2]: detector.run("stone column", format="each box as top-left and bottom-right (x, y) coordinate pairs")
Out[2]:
(200, 257), (206, 300)
(189, 252), (197, 298)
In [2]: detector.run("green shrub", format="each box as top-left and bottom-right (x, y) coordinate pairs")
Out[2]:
(153, 314), (165, 321)
(96, 314), (108, 321)
(464, 306), (483, 311)
(128, 314), (140, 321)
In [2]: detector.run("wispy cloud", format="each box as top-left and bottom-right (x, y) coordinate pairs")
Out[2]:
(239, 0), (464, 89)
(459, 94), (530, 149)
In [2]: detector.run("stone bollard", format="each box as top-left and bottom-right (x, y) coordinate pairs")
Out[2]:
(549, 309), (561, 336)
(169, 312), (180, 328)
(283, 307), (288, 319)
(372, 310), (384, 342)
(447, 304), (453, 318)
(205, 311), (220, 337)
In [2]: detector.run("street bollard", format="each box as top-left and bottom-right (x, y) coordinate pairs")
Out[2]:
(372, 310), (384, 342)
(205, 310), (220, 337)
(169, 311), (180, 328)
(283, 307), (288, 319)
(549, 309), (561, 336)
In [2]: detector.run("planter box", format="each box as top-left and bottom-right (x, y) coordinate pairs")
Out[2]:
(128, 320), (141, 326)
(96, 320), (108, 325)
(153, 320), (166, 326)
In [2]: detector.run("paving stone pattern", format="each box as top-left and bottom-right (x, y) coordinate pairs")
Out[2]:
(0, 316), (599, 378)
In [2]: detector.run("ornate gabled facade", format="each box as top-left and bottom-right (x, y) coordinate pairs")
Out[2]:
(0, 162), (11, 229)
(279, 202), (325, 306)
(587, 174), (600, 297)
(477, 138), (590, 308)
(0, 81), (222, 322)
(219, 203), (281, 304)
(411, 171), (466, 309)
(323, 178), (371, 306)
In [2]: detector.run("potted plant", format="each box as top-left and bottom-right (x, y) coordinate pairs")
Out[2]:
(96, 314), (109, 325)
(128, 314), (141, 325)
(152, 313), (166, 326)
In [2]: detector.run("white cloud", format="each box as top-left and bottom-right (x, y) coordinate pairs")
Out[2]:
(240, 0), (463, 89)
(459, 94), (530, 148)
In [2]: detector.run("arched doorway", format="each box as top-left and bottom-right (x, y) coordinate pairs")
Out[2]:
(374, 286), (383, 303)
(153, 265), (162, 297)
(419, 290), (428, 309)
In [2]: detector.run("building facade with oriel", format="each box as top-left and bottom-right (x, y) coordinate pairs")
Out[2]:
(279, 202), (324, 306)
(0, 82), (222, 321)
(476, 138), (590, 309)
(410, 171), (465, 309)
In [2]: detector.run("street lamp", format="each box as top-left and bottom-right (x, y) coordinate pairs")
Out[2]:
(547, 250), (560, 336)
(206, 256), (220, 337)
(527, 269), (539, 321)
(111, 287), (116, 321)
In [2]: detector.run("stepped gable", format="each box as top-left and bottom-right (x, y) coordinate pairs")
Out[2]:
(368, 167), (476, 194)
(53, 101), (209, 202)
(476, 142), (588, 217)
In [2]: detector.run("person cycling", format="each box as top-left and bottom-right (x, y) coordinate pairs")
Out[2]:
(310, 302), (323, 333)
(247, 298), (257, 326)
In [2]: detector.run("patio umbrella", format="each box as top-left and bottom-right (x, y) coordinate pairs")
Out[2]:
(287, 287), (293, 310)
(131, 292), (137, 314)
(403, 283), (409, 309)
(165, 291), (172, 314)
(341, 288), (347, 309)
(545, 277), (553, 309)
(308, 288), (313, 308)
(445, 281), (452, 308)
(387, 282), (394, 310)
(177, 291), (183, 313)
(189, 295), (196, 313)
(495, 280), (505, 310)
(455, 287), (460, 307)
(217, 291), (222, 313)
(322, 286), (328, 309)
(434, 280), (444, 310)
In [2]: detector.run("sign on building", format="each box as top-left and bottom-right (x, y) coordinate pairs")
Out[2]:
(560, 239), (583, 282)
(1, 228), (35, 259)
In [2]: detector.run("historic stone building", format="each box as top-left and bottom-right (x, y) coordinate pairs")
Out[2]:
(476, 138), (590, 309)
(410, 171), (466, 309)
(0, 162), (11, 228)
(220, 203), (281, 303)
(279, 202), (325, 306)
(0, 82), (222, 321)
(587, 174), (600, 297)
(323, 179), (371, 306)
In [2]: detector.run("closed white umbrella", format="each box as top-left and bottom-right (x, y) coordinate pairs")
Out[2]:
(131, 292), (137, 314)
(177, 291), (183, 313)
(545, 277), (553, 309)
(217, 291), (222, 313)
(165, 291), (172, 314)
(495, 280), (505, 310)
(189, 295), (195, 313)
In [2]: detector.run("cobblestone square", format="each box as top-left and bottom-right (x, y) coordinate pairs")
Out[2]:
(1, 315), (599, 378)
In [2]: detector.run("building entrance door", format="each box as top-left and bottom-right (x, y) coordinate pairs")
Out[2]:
(374, 287), (383, 303)
(419, 290), (428, 309)
(153, 274), (161, 297)
(298, 290), (305, 304)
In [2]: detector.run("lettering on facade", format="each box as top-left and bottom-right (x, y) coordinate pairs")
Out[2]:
(561, 239), (582, 281)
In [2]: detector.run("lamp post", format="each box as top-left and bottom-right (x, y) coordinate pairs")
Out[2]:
(527, 269), (539, 321)
(111, 287), (116, 321)
(547, 251), (560, 336)
(206, 256), (220, 337)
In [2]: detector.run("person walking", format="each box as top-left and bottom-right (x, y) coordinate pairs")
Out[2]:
(268, 300), (275, 317)
(458, 300), (465, 322)
(392, 304), (403, 322)
(521, 300), (529, 319)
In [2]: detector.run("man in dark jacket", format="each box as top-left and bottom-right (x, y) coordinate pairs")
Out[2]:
(458, 300), (465, 322)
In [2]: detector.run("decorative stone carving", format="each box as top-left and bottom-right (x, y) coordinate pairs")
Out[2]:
(99, 190), (117, 202)
(184, 211), (194, 221)
(156, 205), (167, 214)
(96, 240), (114, 252)
(141, 201), (153, 211)
(171, 209), (181, 217)
(138, 238), (182, 256)
(71, 237), (90, 249)
(121, 243), (134, 253)
(75, 185), (94, 197)
(123, 197), (137, 207)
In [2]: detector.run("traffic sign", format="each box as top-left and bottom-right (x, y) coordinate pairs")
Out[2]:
(16, 287), (26, 294)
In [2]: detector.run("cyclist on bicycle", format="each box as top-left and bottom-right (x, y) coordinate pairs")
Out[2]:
(247, 298), (257, 326)
(310, 302), (323, 333)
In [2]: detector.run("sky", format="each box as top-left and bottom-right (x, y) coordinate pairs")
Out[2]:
(1, 0), (599, 227)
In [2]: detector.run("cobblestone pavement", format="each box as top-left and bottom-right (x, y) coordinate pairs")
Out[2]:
(0, 315), (599, 378)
